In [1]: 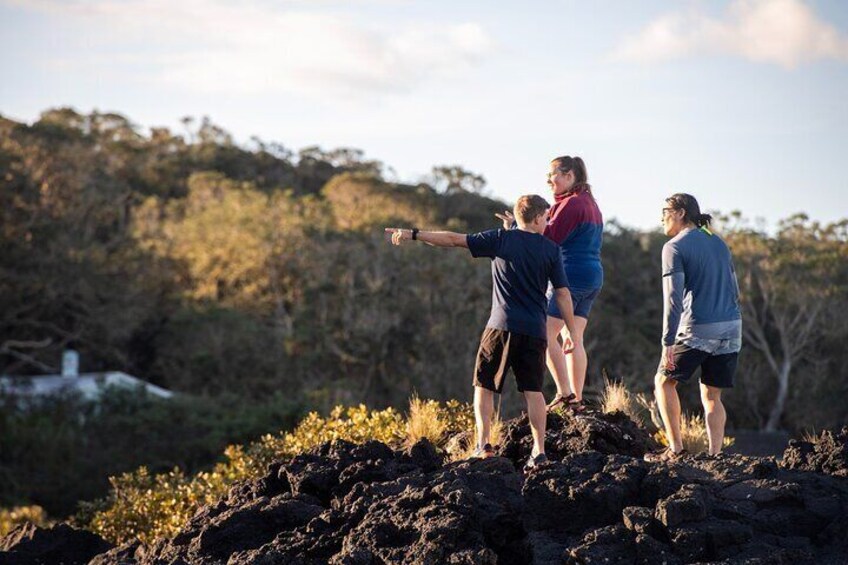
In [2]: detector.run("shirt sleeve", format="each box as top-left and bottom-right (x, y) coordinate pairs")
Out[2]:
(544, 198), (581, 244)
(661, 241), (683, 276)
(549, 247), (570, 289)
(661, 242), (684, 346)
(466, 229), (502, 259)
(731, 260), (741, 302)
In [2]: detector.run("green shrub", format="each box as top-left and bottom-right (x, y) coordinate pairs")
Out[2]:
(80, 400), (471, 544)
(0, 506), (51, 536)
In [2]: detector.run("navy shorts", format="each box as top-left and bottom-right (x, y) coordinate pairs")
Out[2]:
(473, 328), (546, 393)
(659, 343), (738, 388)
(547, 287), (601, 319)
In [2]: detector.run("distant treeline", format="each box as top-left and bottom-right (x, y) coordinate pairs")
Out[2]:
(1, 108), (846, 514)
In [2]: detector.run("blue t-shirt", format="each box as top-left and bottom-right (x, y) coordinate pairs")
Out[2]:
(467, 229), (569, 340)
(661, 227), (741, 346)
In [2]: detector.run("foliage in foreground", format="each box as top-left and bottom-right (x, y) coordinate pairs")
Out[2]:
(624, 381), (734, 453)
(0, 506), (51, 537)
(75, 383), (738, 544)
(604, 381), (734, 454)
(81, 382), (730, 545)
(79, 400), (472, 544)
(0, 387), (302, 517)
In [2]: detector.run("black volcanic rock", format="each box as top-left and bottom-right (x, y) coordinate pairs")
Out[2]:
(11, 416), (848, 565)
(231, 456), (527, 565)
(655, 484), (711, 527)
(781, 426), (848, 477)
(523, 451), (647, 534)
(499, 409), (655, 467)
(0, 522), (112, 565)
(88, 540), (141, 565)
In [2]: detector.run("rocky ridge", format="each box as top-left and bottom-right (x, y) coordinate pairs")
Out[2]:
(2, 414), (847, 564)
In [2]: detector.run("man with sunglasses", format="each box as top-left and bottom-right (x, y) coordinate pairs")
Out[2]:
(646, 193), (742, 462)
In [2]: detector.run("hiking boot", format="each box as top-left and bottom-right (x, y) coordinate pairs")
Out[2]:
(643, 447), (688, 463)
(471, 443), (496, 459)
(523, 453), (549, 471)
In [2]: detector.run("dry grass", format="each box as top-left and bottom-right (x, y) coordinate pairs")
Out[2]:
(635, 392), (665, 431)
(405, 394), (447, 450)
(601, 379), (642, 423)
(635, 391), (734, 453)
(801, 428), (819, 444)
(653, 412), (735, 453)
(447, 411), (504, 463)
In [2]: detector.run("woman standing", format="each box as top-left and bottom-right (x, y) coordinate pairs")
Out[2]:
(543, 156), (603, 410)
(502, 156), (603, 410)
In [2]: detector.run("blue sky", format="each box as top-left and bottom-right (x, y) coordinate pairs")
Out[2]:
(1, 0), (846, 230)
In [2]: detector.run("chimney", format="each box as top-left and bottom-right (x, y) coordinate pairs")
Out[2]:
(62, 350), (79, 378)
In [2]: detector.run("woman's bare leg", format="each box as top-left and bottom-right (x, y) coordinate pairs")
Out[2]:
(563, 316), (588, 400)
(545, 316), (571, 397)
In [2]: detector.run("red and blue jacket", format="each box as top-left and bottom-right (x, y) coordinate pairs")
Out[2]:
(544, 189), (604, 290)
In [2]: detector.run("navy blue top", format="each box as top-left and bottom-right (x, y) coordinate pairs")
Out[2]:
(467, 229), (569, 340)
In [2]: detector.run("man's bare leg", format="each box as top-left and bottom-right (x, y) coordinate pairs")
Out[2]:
(700, 383), (726, 455)
(474, 386), (495, 448)
(524, 391), (547, 456)
(654, 373), (684, 453)
(564, 316), (588, 401)
(545, 316), (571, 398)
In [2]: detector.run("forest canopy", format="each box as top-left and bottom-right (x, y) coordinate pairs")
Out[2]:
(1, 107), (846, 516)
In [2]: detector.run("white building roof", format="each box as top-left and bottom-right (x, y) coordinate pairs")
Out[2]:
(0, 371), (173, 400)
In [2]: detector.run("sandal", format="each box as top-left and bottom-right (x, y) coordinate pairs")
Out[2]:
(547, 392), (576, 412)
(566, 396), (586, 413)
(523, 453), (549, 472)
(471, 443), (496, 459)
(643, 447), (688, 463)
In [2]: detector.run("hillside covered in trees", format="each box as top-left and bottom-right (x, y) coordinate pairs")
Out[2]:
(1, 108), (846, 518)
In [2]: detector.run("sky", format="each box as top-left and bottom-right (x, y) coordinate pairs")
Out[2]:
(1, 0), (846, 231)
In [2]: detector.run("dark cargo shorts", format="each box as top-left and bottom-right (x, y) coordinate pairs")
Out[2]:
(659, 342), (738, 388)
(473, 327), (547, 393)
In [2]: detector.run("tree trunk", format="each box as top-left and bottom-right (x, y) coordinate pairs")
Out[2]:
(765, 358), (791, 431)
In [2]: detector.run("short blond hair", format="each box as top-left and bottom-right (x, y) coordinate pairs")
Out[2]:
(514, 194), (550, 224)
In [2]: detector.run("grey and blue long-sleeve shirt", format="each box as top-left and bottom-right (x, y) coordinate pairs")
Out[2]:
(661, 227), (742, 354)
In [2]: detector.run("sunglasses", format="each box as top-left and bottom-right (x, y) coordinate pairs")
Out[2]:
(661, 207), (677, 220)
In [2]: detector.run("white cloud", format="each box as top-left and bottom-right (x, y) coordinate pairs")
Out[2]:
(612, 0), (848, 69)
(6, 0), (493, 96)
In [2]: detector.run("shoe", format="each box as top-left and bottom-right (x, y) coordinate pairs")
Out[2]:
(471, 443), (496, 459)
(566, 398), (586, 414)
(547, 392), (575, 412)
(524, 453), (549, 471)
(643, 447), (688, 463)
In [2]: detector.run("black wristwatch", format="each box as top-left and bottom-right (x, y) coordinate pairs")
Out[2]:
(412, 228), (419, 240)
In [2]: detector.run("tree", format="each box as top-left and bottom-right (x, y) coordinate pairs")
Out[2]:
(726, 214), (848, 430)
(429, 165), (487, 195)
(321, 172), (436, 232)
